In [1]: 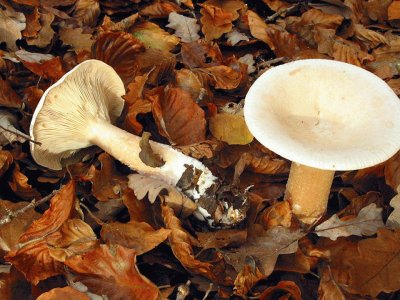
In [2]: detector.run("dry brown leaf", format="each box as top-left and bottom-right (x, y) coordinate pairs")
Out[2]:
(139, 132), (165, 167)
(26, 13), (55, 48)
(37, 287), (90, 300)
(100, 14), (139, 32)
(0, 80), (23, 109)
(140, 0), (184, 18)
(318, 264), (348, 300)
(122, 187), (155, 224)
(162, 204), (217, 281)
(365, 0), (392, 21)
(174, 68), (205, 100)
(0, 1), (26, 51)
(0, 200), (41, 253)
(234, 262), (264, 297)
(388, 77), (400, 95)
(150, 87), (206, 145)
(177, 139), (221, 159)
(262, 0), (291, 11)
(21, 56), (65, 80)
(389, 0), (400, 20)
(101, 221), (170, 255)
(258, 201), (292, 229)
(197, 229), (247, 249)
(180, 40), (223, 68)
(385, 150), (400, 190)
(329, 228), (400, 296)
(22, 86), (43, 111)
(65, 244), (160, 300)
(9, 164), (41, 200)
(72, 0), (100, 27)
(0, 150), (13, 177)
(22, 7), (41, 38)
(5, 182), (77, 284)
(209, 113), (253, 145)
(92, 31), (145, 85)
(131, 21), (180, 52)
(353, 23), (388, 49)
(82, 153), (127, 202)
(259, 281), (302, 300)
(0, 110), (28, 146)
(246, 10), (274, 47)
(59, 27), (94, 51)
(195, 64), (243, 90)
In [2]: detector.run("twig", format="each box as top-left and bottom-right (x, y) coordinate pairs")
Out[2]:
(0, 190), (57, 226)
(202, 283), (213, 300)
(0, 124), (42, 145)
(265, 3), (301, 22)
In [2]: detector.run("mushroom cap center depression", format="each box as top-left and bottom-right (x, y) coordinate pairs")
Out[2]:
(244, 59), (400, 171)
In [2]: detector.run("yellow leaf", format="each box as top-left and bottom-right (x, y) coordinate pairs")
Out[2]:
(209, 113), (253, 145)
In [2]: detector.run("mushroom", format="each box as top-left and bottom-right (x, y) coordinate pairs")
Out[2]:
(30, 59), (218, 201)
(244, 59), (400, 224)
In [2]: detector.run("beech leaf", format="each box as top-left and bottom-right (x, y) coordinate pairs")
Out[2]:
(315, 203), (384, 240)
(209, 112), (253, 145)
(387, 191), (400, 229)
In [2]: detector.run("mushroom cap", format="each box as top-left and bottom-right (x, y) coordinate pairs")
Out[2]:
(244, 59), (400, 171)
(30, 59), (125, 170)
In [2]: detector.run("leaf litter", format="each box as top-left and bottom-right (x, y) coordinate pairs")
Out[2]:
(1, 0), (400, 299)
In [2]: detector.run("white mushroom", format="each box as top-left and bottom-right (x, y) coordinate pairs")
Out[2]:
(244, 59), (400, 224)
(29, 59), (218, 200)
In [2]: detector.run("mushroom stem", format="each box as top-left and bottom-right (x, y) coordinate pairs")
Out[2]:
(89, 119), (218, 200)
(284, 163), (335, 224)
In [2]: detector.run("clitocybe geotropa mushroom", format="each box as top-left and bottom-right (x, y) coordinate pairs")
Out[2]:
(30, 59), (217, 201)
(244, 59), (400, 224)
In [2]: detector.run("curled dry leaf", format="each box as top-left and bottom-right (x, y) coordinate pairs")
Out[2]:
(150, 87), (206, 145)
(101, 221), (171, 255)
(234, 260), (264, 297)
(259, 281), (302, 300)
(0, 79), (23, 108)
(177, 139), (221, 160)
(0, 1), (26, 51)
(167, 12), (201, 43)
(0, 200), (41, 253)
(0, 150), (13, 177)
(100, 14), (139, 32)
(36, 286), (90, 300)
(26, 13), (55, 48)
(81, 153), (127, 202)
(194, 64), (243, 90)
(72, 0), (101, 28)
(197, 229), (247, 249)
(365, 0), (392, 21)
(387, 191), (400, 229)
(92, 31), (145, 85)
(140, 0), (184, 18)
(180, 39), (224, 68)
(9, 164), (41, 200)
(314, 203), (384, 240)
(5, 182), (77, 284)
(209, 112), (253, 145)
(128, 174), (197, 217)
(161, 204), (217, 281)
(65, 244), (160, 300)
(174, 68), (205, 101)
(131, 21), (180, 52)
(353, 24), (388, 49)
(328, 228), (400, 297)
(139, 132), (165, 168)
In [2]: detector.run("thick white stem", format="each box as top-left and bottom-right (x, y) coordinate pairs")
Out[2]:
(88, 120), (217, 199)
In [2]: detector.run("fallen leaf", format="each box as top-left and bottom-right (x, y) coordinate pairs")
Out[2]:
(139, 132), (165, 167)
(259, 281), (302, 300)
(174, 68), (206, 101)
(222, 226), (303, 276)
(387, 191), (400, 229)
(197, 229), (247, 249)
(82, 153), (127, 202)
(209, 112), (253, 145)
(318, 264), (349, 300)
(13, 49), (54, 63)
(0, 80), (23, 109)
(0, 200), (41, 253)
(388, 0), (400, 20)
(315, 203), (384, 240)
(140, 0), (184, 18)
(65, 244), (160, 300)
(262, 0), (291, 11)
(258, 201), (292, 229)
(9, 164), (41, 200)
(131, 21), (180, 52)
(226, 29), (249, 46)
(0, 150), (13, 177)
(385, 150), (400, 190)
(180, 39), (224, 68)
(194, 64), (243, 90)
(353, 23), (388, 49)
(59, 27), (94, 51)
(0, 109), (29, 146)
(162, 204), (217, 281)
(150, 87), (206, 145)
(128, 174), (197, 217)
(21, 56), (65, 80)
(72, 0), (100, 27)
(166, 12), (201, 43)
(100, 14), (139, 32)
(101, 221), (171, 255)
(21, 86), (43, 111)
(26, 13), (55, 48)
(37, 286), (90, 300)
(329, 228), (400, 296)
(92, 31), (145, 85)
(0, 1), (26, 51)
(22, 7), (41, 38)
(177, 139), (221, 160)
(234, 260), (264, 297)
(122, 187), (156, 224)
(365, 0), (391, 21)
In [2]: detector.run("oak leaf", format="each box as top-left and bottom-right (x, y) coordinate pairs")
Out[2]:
(197, 229), (247, 249)
(166, 12), (201, 43)
(37, 287), (90, 300)
(314, 203), (384, 240)
(65, 244), (160, 300)
(101, 221), (171, 255)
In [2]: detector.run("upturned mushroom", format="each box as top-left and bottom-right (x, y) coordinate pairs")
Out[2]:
(244, 59), (400, 224)
(30, 59), (218, 201)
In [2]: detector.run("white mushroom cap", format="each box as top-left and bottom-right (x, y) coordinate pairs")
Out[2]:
(244, 59), (400, 171)
(30, 59), (125, 170)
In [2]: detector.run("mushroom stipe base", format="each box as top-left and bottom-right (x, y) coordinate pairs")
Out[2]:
(285, 163), (335, 224)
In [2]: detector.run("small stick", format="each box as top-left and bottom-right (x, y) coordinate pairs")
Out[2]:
(0, 190), (57, 226)
(0, 124), (42, 145)
(265, 3), (301, 22)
